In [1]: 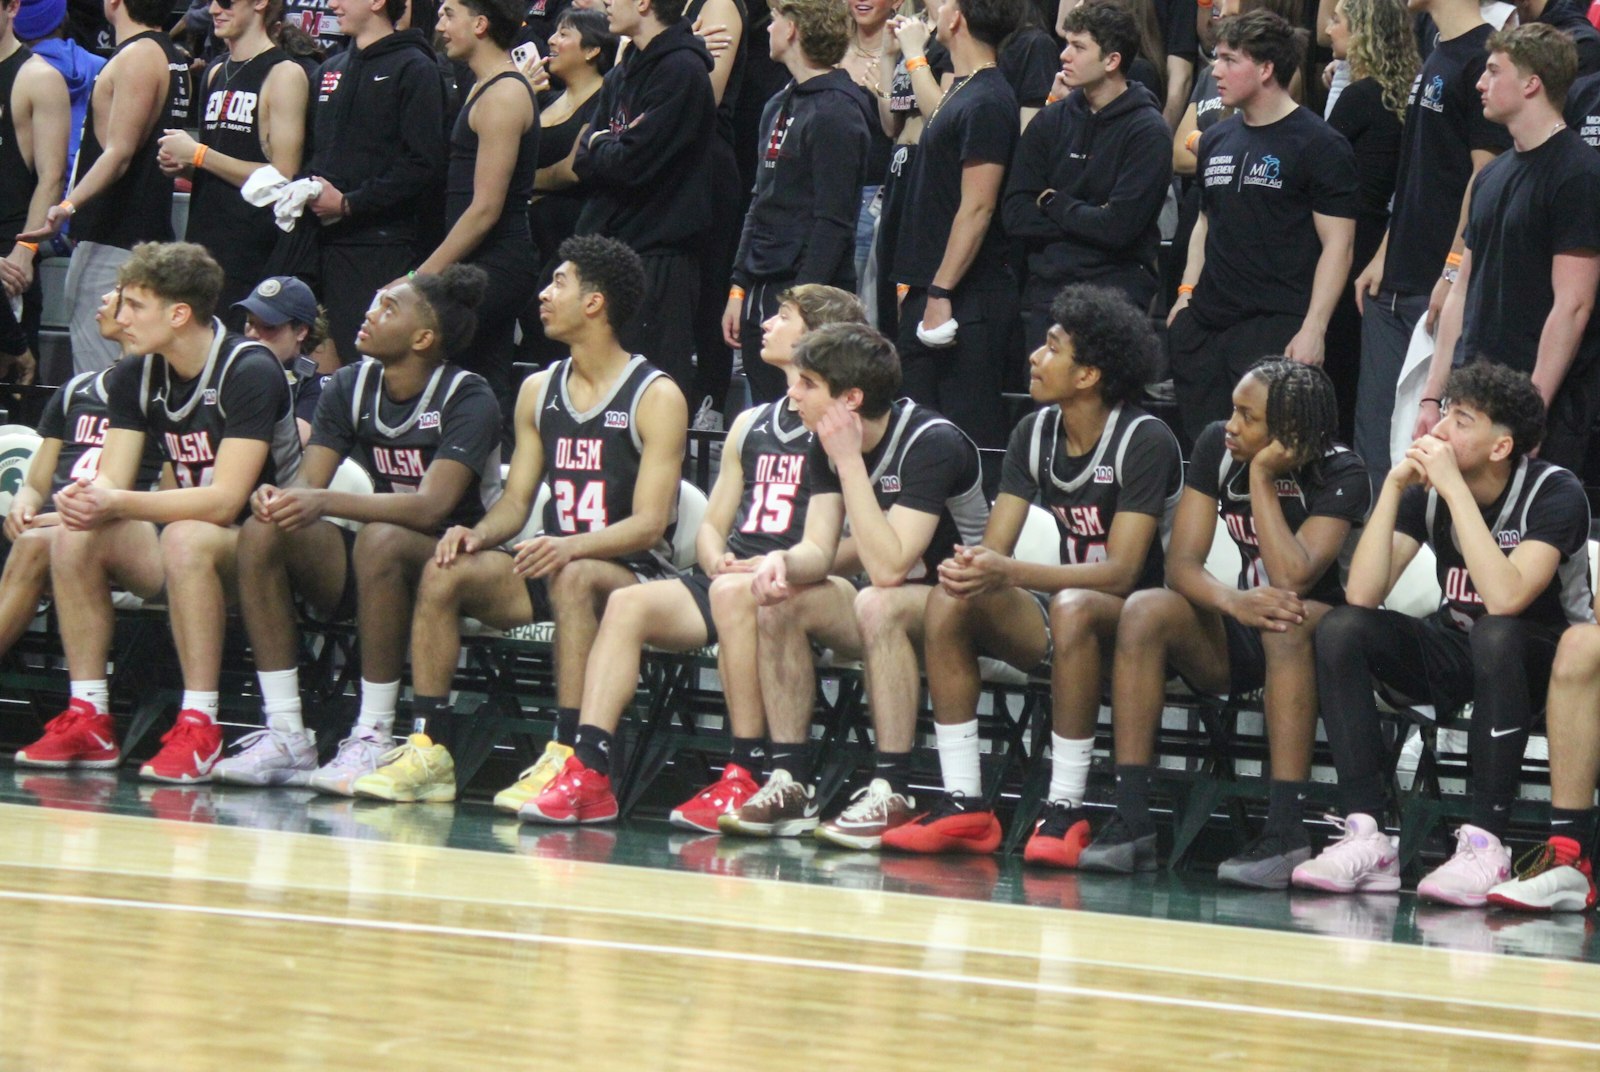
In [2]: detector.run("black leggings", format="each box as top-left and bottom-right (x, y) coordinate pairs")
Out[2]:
(1315, 605), (1563, 838)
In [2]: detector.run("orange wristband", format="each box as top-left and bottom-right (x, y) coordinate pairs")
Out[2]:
(896, 283), (910, 298)
(729, 286), (746, 301)
(1177, 284), (1195, 296)
(192, 144), (208, 169)
(15, 241), (38, 254)
(1444, 251), (1463, 268)
(906, 55), (930, 73)
(1185, 130), (1202, 153)
(59, 199), (74, 216)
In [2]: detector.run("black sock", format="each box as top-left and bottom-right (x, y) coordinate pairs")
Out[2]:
(1266, 780), (1312, 840)
(573, 724), (614, 777)
(554, 707), (580, 747)
(768, 741), (813, 785)
(730, 736), (766, 776)
(873, 750), (913, 797)
(1114, 764), (1154, 833)
(410, 695), (452, 750)
(1550, 806), (1597, 851)
(1471, 795), (1513, 841)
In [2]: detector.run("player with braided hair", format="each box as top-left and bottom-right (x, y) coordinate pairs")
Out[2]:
(214, 265), (504, 798)
(1077, 356), (1371, 886)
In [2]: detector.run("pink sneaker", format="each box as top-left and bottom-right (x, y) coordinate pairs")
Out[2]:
(1418, 825), (1511, 907)
(1290, 813), (1401, 894)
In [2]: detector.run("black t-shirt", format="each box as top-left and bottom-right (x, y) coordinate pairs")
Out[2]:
(310, 361), (503, 532)
(1383, 24), (1511, 296)
(1155, 0), (1199, 65)
(892, 67), (1019, 288)
(1395, 458), (1592, 631)
(105, 328), (301, 493)
(807, 400), (989, 582)
(1185, 421), (1371, 606)
(1462, 128), (1600, 375)
(1564, 70), (1600, 149)
(998, 404), (1182, 591)
(1192, 107), (1358, 326)
(1327, 77), (1402, 226)
(1000, 26), (1059, 108)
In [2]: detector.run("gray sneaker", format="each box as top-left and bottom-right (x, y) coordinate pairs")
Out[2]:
(212, 728), (318, 787)
(1077, 816), (1159, 873)
(1217, 830), (1313, 890)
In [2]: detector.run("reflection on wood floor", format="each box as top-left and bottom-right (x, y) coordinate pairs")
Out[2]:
(2, 798), (1599, 1071)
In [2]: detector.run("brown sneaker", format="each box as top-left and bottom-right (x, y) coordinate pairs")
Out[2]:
(717, 769), (820, 837)
(815, 779), (916, 850)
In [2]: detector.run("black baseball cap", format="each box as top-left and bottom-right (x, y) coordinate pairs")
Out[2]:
(234, 277), (319, 327)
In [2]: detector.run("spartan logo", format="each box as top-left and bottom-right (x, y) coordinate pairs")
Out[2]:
(0, 445), (33, 515)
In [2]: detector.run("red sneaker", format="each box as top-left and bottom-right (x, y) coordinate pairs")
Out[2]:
(669, 762), (760, 833)
(15, 699), (120, 769)
(519, 755), (619, 825)
(139, 711), (223, 784)
(1023, 801), (1093, 869)
(881, 792), (1001, 855)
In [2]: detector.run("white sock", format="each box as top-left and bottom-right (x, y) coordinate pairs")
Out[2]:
(71, 679), (110, 715)
(1049, 733), (1095, 807)
(357, 679), (400, 735)
(182, 691), (220, 723)
(934, 719), (982, 798)
(258, 668), (303, 735)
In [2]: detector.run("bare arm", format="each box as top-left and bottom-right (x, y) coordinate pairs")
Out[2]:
(105, 437), (270, 527)
(697, 0), (742, 105)
(1345, 463), (1423, 607)
(1164, 56), (1194, 131)
(467, 372), (550, 548)
(64, 45), (167, 210)
(1172, 102), (1200, 177)
(15, 59), (70, 243)
(1246, 459), (1355, 596)
(1530, 251), (1600, 408)
(694, 407), (753, 572)
(1283, 211), (1355, 367)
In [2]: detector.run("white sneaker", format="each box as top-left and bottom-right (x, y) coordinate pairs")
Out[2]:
(1488, 837), (1598, 913)
(307, 728), (391, 797)
(1290, 813), (1401, 894)
(212, 728), (318, 787)
(1417, 825), (1511, 907)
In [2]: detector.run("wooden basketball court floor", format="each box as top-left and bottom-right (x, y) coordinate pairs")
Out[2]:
(2, 772), (1598, 1070)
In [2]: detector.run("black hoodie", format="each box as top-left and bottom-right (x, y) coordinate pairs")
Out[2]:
(307, 28), (447, 245)
(1539, 0), (1600, 76)
(574, 20), (717, 255)
(1001, 81), (1171, 289)
(731, 69), (873, 288)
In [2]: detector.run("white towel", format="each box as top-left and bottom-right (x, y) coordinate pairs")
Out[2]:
(241, 165), (322, 233)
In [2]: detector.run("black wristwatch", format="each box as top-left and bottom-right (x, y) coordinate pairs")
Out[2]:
(927, 284), (953, 301)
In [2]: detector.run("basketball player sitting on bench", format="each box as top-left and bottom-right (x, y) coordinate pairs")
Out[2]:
(405, 235), (688, 804)
(212, 266), (503, 801)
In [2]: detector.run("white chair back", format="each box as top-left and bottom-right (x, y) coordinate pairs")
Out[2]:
(1013, 504), (1062, 566)
(672, 481), (709, 570)
(0, 428), (43, 521)
(325, 458), (375, 532)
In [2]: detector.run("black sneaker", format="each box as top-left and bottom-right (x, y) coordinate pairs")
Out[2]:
(1077, 814), (1159, 874)
(1217, 828), (1313, 890)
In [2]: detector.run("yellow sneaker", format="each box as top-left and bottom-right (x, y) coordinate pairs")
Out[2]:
(351, 734), (456, 803)
(493, 740), (574, 813)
